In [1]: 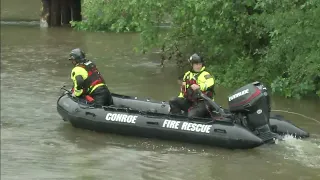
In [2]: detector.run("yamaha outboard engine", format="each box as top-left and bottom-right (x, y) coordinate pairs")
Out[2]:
(228, 81), (276, 142)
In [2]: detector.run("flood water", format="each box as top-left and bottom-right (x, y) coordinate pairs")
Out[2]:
(1, 0), (40, 21)
(1, 24), (320, 180)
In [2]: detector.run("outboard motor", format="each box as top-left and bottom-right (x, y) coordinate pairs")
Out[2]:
(228, 81), (276, 141)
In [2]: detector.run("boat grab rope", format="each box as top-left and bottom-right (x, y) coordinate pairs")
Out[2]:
(271, 109), (320, 125)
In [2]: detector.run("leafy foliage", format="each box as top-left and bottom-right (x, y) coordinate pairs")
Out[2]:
(71, 0), (320, 98)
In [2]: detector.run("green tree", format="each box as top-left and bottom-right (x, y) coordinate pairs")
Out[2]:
(71, 0), (320, 98)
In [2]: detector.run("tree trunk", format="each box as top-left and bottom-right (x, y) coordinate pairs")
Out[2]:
(40, 0), (50, 27)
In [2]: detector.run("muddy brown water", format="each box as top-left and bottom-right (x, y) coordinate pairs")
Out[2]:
(1, 23), (320, 180)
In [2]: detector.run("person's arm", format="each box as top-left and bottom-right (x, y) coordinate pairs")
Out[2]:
(71, 66), (88, 96)
(178, 72), (189, 97)
(199, 72), (215, 91)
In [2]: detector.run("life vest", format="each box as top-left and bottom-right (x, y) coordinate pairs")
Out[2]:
(182, 69), (215, 101)
(75, 61), (105, 95)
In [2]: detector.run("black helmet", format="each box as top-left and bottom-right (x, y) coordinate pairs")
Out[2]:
(188, 53), (203, 64)
(68, 48), (86, 63)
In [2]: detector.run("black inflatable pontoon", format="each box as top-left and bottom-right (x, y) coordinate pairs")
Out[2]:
(56, 81), (309, 149)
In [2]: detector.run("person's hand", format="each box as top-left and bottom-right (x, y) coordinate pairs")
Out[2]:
(181, 82), (187, 92)
(191, 84), (200, 90)
(72, 91), (76, 97)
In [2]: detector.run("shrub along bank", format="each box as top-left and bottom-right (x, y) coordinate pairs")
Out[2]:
(71, 0), (320, 99)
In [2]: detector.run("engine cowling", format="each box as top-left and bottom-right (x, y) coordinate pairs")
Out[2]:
(228, 81), (273, 139)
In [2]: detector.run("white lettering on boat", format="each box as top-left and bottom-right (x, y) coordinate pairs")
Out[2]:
(162, 120), (212, 133)
(105, 113), (137, 124)
(228, 89), (249, 101)
(162, 119), (180, 129)
(180, 122), (212, 133)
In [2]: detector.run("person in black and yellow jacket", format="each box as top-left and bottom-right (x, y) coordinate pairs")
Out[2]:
(68, 48), (113, 106)
(169, 53), (215, 118)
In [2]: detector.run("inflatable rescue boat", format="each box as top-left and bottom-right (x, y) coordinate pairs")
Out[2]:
(56, 81), (309, 149)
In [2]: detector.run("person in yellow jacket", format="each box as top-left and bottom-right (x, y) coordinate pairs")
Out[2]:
(69, 48), (113, 106)
(169, 53), (215, 118)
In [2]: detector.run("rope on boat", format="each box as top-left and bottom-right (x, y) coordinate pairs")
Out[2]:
(272, 109), (320, 125)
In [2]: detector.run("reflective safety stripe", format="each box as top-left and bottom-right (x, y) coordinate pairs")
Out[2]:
(89, 83), (105, 94)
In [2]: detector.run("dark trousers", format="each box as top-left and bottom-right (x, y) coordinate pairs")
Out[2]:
(90, 85), (113, 106)
(169, 97), (209, 118)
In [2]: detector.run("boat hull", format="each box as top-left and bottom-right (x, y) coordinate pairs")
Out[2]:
(57, 92), (309, 149)
(57, 94), (265, 149)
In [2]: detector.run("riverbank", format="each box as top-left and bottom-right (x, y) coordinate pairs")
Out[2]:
(2, 0), (319, 99)
(70, 0), (320, 99)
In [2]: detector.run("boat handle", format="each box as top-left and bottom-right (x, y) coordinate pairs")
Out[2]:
(147, 121), (159, 125)
(85, 112), (96, 117)
(214, 129), (226, 133)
